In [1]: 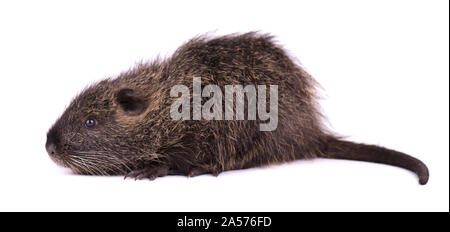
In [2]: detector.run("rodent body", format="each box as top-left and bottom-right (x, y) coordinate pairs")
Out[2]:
(46, 32), (429, 184)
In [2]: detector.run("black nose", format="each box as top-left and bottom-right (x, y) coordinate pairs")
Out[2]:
(46, 126), (60, 156)
(46, 143), (57, 156)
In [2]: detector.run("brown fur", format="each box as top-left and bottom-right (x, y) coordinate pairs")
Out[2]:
(46, 32), (429, 184)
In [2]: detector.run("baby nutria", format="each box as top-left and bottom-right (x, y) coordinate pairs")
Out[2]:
(46, 32), (429, 184)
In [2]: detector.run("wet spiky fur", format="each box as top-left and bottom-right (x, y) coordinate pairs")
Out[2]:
(46, 32), (429, 184)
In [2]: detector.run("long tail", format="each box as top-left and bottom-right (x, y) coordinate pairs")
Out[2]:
(320, 137), (429, 185)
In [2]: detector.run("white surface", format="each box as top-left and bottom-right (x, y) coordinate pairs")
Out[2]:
(0, 0), (448, 212)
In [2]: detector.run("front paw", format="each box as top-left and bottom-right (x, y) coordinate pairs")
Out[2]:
(124, 166), (169, 181)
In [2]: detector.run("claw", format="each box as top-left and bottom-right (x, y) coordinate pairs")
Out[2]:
(124, 166), (169, 181)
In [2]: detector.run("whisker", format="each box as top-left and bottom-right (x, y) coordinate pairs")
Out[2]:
(69, 155), (106, 175)
(76, 152), (133, 172)
(64, 150), (135, 176)
(68, 156), (98, 175)
(74, 154), (126, 175)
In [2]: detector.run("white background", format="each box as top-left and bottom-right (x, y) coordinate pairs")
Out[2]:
(0, 0), (448, 212)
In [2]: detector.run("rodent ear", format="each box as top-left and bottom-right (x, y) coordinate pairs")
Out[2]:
(116, 88), (146, 115)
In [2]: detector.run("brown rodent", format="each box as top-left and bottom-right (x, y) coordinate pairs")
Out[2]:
(46, 32), (429, 184)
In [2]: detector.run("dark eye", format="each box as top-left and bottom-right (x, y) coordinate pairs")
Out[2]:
(84, 119), (97, 129)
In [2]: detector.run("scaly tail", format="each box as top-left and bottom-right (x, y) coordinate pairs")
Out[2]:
(321, 137), (429, 185)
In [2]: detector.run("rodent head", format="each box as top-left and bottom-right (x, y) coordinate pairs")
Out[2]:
(46, 79), (156, 175)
